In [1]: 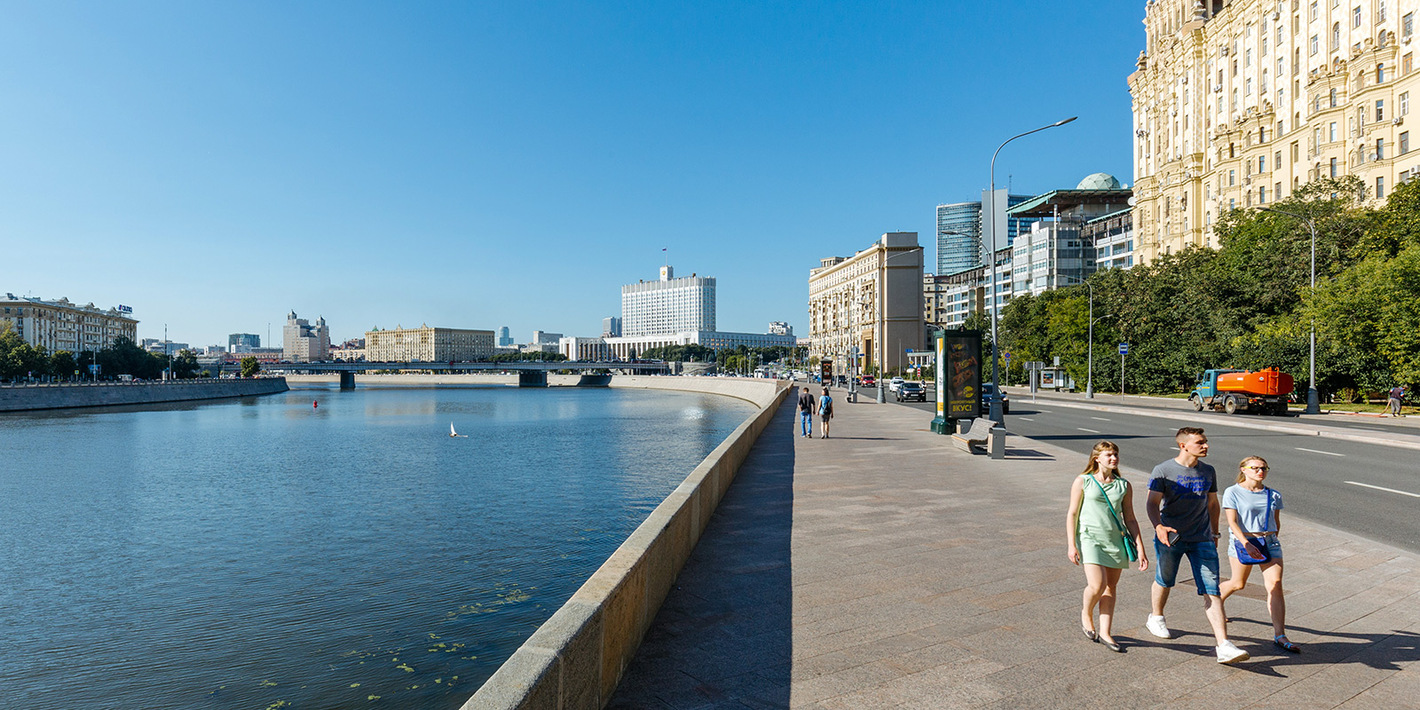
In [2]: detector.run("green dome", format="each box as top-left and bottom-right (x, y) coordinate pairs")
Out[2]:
(1076, 173), (1123, 190)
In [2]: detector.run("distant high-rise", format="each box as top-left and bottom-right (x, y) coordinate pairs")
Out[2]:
(228, 333), (260, 353)
(602, 316), (622, 338)
(768, 321), (792, 336)
(621, 265), (715, 337)
(936, 192), (1037, 276)
(497, 326), (513, 347)
(282, 311), (330, 362)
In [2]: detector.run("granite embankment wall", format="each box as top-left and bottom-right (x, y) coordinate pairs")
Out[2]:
(462, 376), (790, 710)
(0, 378), (290, 412)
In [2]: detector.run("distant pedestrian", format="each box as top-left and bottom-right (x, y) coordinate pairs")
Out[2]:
(1387, 385), (1405, 417)
(1145, 426), (1250, 664)
(818, 388), (834, 438)
(797, 387), (816, 438)
(1218, 456), (1298, 653)
(1066, 441), (1149, 652)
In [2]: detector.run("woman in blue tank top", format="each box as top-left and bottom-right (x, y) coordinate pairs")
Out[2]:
(1218, 456), (1299, 653)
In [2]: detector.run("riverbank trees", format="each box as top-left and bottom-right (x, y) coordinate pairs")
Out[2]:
(1000, 177), (1420, 399)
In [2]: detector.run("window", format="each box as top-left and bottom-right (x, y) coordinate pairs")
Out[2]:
(1376, 137), (1385, 159)
(1377, 63), (1386, 83)
(1402, 131), (1411, 153)
(1310, 0), (1318, 21)
(1353, 6), (1362, 28)
(1402, 92), (1410, 116)
(1247, 47), (1254, 67)
(1329, 121), (1338, 141)
(1292, 141), (1300, 161)
(1330, 88), (1338, 106)
(1276, 181), (1283, 198)
(1406, 12), (1415, 37)
(1247, 77), (1254, 96)
(1230, 169), (1237, 185)
(1260, 155), (1268, 173)
(1311, 34), (1319, 54)
(1377, 176), (1385, 199)
(1277, 150), (1284, 169)
(1377, 100), (1385, 122)
(1333, 23), (1341, 50)
(1381, 1), (1388, 22)
(1260, 186), (1268, 203)
(1330, 157), (1339, 176)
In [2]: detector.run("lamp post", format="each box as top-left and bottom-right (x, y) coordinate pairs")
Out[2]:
(1259, 206), (1321, 415)
(986, 117), (1077, 422)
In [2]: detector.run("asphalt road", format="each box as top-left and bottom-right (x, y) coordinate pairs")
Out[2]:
(892, 393), (1420, 555)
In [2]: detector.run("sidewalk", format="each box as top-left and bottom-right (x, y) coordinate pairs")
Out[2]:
(608, 393), (1420, 708)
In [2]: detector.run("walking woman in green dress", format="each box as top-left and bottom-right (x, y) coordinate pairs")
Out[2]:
(1066, 441), (1150, 652)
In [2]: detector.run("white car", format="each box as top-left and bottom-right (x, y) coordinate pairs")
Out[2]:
(888, 377), (906, 393)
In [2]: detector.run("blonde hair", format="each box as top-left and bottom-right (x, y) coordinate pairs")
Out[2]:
(1082, 441), (1121, 480)
(1237, 456), (1269, 483)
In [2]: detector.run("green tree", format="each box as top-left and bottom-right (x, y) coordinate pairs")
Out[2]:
(171, 349), (200, 379)
(240, 356), (261, 378)
(0, 323), (46, 380)
(50, 350), (77, 380)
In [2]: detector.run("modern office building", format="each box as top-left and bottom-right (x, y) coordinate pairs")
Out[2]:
(497, 327), (513, 347)
(767, 321), (793, 336)
(601, 316), (622, 338)
(1130, 0), (1420, 264)
(1007, 174), (1133, 296)
(0, 294), (138, 354)
(364, 326), (494, 362)
(531, 330), (563, 345)
(935, 191), (1039, 276)
(1085, 209), (1137, 270)
(621, 265), (716, 337)
(282, 311), (330, 362)
(228, 333), (261, 353)
(807, 232), (925, 378)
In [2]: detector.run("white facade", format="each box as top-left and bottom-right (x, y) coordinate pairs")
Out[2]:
(621, 265), (716, 337)
(559, 336), (613, 361)
(0, 293), (138, 353)
(282, 311), (330, 362)
(603, 330), (797, 361)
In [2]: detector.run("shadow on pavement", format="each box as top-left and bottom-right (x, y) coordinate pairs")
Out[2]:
(607, 397), (796, 708)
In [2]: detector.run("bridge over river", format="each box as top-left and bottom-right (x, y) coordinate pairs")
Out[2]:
(219, 360), (670, 389)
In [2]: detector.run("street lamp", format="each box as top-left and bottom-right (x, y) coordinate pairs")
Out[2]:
(1259, 206), (1321, 415)
(986, 116), (1078, 422)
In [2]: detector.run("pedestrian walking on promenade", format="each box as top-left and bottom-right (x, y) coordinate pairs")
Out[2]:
(818, 388), (834, 438)
(1145, 426), (1250, 664)
(1065, 441), (1149, 653)
(1218, 456), (1299, 653)
(1387, 385), (1405, 417)
(797, 387), (816, 438)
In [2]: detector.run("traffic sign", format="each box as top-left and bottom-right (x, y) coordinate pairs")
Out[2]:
(1004, 352), (1011, 362)
(1118, 343), (1129, 355)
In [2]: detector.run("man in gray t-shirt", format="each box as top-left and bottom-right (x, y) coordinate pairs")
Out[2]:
(1144, 427), (1249, 664)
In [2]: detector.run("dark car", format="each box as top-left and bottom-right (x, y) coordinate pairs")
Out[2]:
(981, 383), (1010, 414)
(896, 381), (926, 402)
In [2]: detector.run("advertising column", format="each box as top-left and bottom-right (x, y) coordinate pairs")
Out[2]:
(930, 331), (982, 433)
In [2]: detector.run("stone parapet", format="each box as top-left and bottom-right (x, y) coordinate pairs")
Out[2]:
(0, 378), (289, 412)
(461, 376), (789, 709)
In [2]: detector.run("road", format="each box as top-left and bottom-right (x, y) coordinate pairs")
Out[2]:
(891, 391), (1420, 554)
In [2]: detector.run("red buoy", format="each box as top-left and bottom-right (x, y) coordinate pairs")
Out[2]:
(313, 400), (318, 409)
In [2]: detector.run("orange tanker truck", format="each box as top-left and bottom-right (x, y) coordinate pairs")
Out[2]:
(1188, 368), (1295, 416)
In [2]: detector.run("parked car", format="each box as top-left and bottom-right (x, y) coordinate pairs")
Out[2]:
(888, 377), (906, 393)
(896, 381), (926, 402)
(981, 383), (1010, 414)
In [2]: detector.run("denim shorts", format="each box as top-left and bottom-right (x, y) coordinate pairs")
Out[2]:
(1227, 534), (1284, 561)
(1154, 537), (1221, 596)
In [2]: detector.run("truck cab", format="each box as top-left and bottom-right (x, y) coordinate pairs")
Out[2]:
(1191, 369), (1243, 401)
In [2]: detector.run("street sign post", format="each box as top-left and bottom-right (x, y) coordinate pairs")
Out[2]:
(1119, 343), (1128, 399)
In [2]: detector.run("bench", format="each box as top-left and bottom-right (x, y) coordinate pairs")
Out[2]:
(952, 417), (1004, 458)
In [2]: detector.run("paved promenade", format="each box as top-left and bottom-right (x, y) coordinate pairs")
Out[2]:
(609, 391), (1420, 708)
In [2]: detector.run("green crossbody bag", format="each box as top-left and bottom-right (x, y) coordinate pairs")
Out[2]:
(1089, 475), (1138, 562)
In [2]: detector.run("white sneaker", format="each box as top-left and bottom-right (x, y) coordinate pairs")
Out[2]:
(1145, 614), (1171, 639)
(1216, 640), (1251, 664)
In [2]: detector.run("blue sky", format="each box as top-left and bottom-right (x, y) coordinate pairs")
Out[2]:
(0, 2), (1142, 348)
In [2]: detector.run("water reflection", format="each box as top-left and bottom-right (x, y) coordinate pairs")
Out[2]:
(0, 386), (754, 710)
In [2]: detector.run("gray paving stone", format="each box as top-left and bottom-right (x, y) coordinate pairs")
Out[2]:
(606, 395), (1420, 708)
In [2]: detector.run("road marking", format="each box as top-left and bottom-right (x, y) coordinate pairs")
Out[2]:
(1296, 447), (1345, 457)
(1078, 427), (1100, 434)
(1345, 481), (1420, 498)
(1018, 417), (1035, 421)
(1091, 416), (1111, 421)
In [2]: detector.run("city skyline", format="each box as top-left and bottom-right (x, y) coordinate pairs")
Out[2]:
(0, 2), (1136, 347)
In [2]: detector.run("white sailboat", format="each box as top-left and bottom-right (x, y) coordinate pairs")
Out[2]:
(450, 422), (468, 438)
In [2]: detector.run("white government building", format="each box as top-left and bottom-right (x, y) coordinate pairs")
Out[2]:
(582, 265), (796, 361)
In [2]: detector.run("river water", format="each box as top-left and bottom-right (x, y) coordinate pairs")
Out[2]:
(0, 385), (756, 710)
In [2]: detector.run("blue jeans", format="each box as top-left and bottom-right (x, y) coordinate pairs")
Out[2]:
(800, 411), (812, 435)
(1154, 538), (1221, 596)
